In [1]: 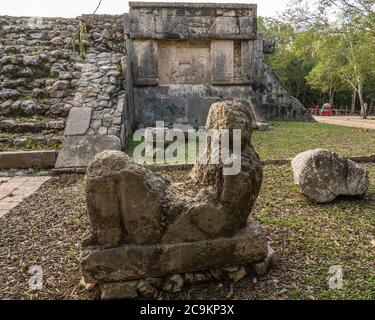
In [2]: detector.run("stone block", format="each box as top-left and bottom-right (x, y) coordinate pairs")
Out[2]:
(0, 151), (57, 169)
(292, 149), (369, 203)
(101, 281), (139, 300)
(128, 3), (257, 40)
(82, 222), (268, 283)
(64, 107), (92, 136)
(161, 98), (187, 124)
(186, 98), (219, 126)
(130, 39), (159, 86)
(211, 40), (234, 84)
(158, 40), (211, 85)
(55, 135), (122, 169)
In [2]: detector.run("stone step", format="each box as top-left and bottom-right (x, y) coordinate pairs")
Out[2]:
(0, 150), (57, 169)
(0, 118), (65, 133)
(0, 134), (63, 151)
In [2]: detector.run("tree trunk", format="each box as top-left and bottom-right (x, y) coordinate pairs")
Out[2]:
(351, 89), (357, 114)
(329, 90), (335, 107)
(358, 85), (367, 119)
(370, 98), (374, 116)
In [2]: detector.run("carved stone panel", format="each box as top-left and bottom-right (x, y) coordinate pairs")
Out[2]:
(241, 40), (255, 83)
(211, 40), (233, 84)
(128, 3), (257, 40)
(131, 40), (159, 86)
(158, 41), (211, 85)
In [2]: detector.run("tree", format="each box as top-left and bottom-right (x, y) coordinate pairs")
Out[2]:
(258, 17), (321, 105)
(327, 29), (375, 117)
(283, 0), (375, 34)
(279, 0), (375, 117)
(304, 34), (349, 107)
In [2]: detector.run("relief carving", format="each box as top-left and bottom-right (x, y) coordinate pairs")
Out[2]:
(158, 41), (211, 85)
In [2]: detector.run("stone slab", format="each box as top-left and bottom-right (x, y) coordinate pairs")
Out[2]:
(0, 201), (18, 211)
(0, 209), (8, 219)
(129, 2), (257, 9)
(82, 222), (268, 283)
(64, 107), (92, 136)
(55, 135), (122, 169)
(101, 281), (139, 300)
(128, 2), (257, 40)
(0, 151), (57, 169)
(0, 175), (51, 219)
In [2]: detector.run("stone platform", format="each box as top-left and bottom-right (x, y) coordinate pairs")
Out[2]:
(82, 221), (272, 299)
(82, 221), (267, 282)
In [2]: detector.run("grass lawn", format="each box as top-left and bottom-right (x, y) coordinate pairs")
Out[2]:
(125, 121), (375, 163)
(0, 164), (373, 300)
(253, 121), (375, 160)
(253, 164), (375, 300)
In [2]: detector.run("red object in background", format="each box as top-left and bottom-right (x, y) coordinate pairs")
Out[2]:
(319, 103), (333, 116)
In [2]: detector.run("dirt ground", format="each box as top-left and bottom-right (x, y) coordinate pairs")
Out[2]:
(0, 165), (373, 300)
(313, 116), (375, 130)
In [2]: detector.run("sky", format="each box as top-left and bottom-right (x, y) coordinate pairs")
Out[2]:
(0, 0), (290, 18)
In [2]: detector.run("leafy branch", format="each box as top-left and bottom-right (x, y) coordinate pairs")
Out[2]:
(66, 0), (103, 58)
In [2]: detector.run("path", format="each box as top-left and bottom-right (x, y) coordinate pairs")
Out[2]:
(313, 116), (375, 130)
(0, 176), (51, 218)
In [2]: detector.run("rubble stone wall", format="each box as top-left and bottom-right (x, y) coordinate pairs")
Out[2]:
(0, 16), (81, 118)
(0, 14), (125, 117)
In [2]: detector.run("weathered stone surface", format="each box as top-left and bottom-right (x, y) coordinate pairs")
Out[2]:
(158, 40), (211, 85)
(82, 101), (270, 298)
(138, 280), (160, 299)
(20, 100), (41, 114)
(228, 265), (247, 282)
(0, 151), (57, 169)
(0, 100), (14, 115)
(23, 55), (40, 66)
(85, 151), (169, 246)
(291, 149), (369, 203)
(130, 39), (159, 86)
(64, 107), (92, 136)
(52, 80), (69, 91)
(101, 281), (139, 300)
(128, 2), (257, 40)
(55, 135), (122, 169)
(252, 245), (276, 276)
(162, 274), (184, 293)
(0, 89), (20, 100)
(50, 37), (64, 46)
(85, 101), (263, 246)
(82, 222), (268, 282)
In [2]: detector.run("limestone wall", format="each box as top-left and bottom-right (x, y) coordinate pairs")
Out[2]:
(0, 14), (130, 159)
(0, 14), (125, 117)
(0, 16), (81, 118)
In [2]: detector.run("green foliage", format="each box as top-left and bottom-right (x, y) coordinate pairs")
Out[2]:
(66, 20), (90, 59)
(259, 1), (375, 112)
(258, 17), (321, 106)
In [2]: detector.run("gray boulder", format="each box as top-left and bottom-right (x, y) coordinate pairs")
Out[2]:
(291, 149), (369, 203)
